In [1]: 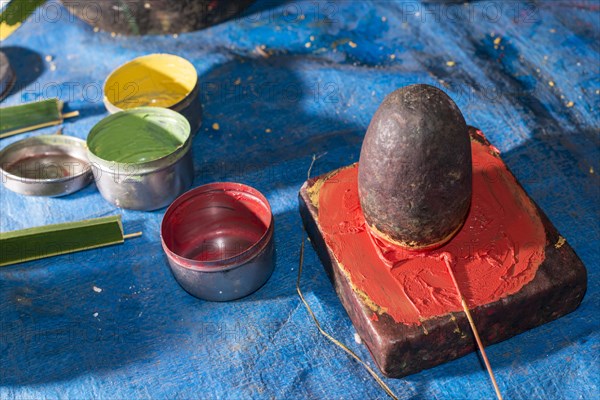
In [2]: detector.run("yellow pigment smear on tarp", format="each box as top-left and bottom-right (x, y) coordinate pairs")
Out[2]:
(104, 54), (197, 110)
(0, 20), (20, 40)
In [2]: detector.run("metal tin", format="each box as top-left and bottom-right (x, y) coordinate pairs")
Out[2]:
(161, 182), (275, 301)
(103, 54), (202, 135)
(86, 107), (193, 211)
(0, 134), (93, 196)
(0, 51), (16, 101)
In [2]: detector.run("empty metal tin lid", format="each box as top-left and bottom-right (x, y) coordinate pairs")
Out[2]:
(0, 52), (16, 101)
(0, 134), (93, 197)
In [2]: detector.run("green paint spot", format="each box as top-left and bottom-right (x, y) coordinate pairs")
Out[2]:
(88, 107), (189, 164)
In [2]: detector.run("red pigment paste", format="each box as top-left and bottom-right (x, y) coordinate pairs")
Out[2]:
(316, 137), (546, 325)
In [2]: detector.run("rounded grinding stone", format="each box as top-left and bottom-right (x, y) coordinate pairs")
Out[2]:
(0, 52), (16, 101)
(358, 84), (472, 250)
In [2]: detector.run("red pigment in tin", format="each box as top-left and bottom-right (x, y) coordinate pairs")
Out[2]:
(316, 137), (546, 325)
(161, 183), (271, 265)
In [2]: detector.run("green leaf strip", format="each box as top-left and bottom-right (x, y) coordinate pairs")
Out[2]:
(0, 215), (125, 267)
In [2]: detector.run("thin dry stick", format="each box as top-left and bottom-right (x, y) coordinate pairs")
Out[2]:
(443, 255), (503, 400)
(306, 152), (326, 179)
(296, 154), (398, 400)
(296, 234), (398, 400)
(0, 121), (61, 138)
(61, 110), (80, 119)
(123, 231), (143, 240)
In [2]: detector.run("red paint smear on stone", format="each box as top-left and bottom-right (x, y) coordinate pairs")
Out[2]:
(316, 139), (546, 325)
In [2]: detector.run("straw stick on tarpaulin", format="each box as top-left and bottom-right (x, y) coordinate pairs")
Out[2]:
(296, 154), (399, 400)
(0, 98), (79, 139)
(442, 253), (504, 400)
(0, 215), (142, 267)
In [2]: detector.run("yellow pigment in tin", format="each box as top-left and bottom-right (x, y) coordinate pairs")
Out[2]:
(104, 54), (197, 110)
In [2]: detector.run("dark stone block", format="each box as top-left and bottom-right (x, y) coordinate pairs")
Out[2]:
(298, 129), (587, 378)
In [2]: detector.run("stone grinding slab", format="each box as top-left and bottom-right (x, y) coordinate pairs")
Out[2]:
(298, 127), (587, 378)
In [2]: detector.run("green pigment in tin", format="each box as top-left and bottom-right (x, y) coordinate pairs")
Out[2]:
(88, 108), (189, 164)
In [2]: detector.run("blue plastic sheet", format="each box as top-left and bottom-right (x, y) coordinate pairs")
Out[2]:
(0, 1), (598, 398)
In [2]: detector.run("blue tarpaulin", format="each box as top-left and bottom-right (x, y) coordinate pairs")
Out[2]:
(0, 1), (598, 398)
